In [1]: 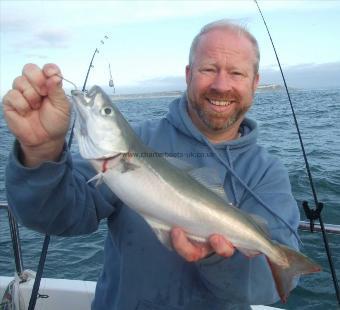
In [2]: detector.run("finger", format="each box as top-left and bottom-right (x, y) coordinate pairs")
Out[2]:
(43, 63), (62, 78)
(190, 240), (214, 258)
(209, 235), (235, 258)
(22, 63), (48, 96)
(42, 64), (67, 105)
(171, 228), (205, 262)
(12, 76), (42, 110)
(3, 89), (32, 117)
(46, 74), (66, 102)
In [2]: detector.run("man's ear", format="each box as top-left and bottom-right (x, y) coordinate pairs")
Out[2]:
(253, 73), (260, 92)
(185, 65), (191, 85)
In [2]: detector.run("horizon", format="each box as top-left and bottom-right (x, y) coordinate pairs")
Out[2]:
(0, 82), (339, 101)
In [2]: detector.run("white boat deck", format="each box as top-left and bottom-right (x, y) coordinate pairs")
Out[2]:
(0, 275), (283, 310)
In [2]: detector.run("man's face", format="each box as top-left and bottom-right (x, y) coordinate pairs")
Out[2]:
(186, 29), (259, 141)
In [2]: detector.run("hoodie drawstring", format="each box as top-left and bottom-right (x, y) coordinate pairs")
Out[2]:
(225, 146), (240, 206)
(203, 137), (301, 244)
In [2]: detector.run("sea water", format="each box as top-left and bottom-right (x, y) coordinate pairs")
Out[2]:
(0, 89), (339, 309)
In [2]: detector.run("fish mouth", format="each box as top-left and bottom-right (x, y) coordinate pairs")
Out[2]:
(71, 89), (92, 105)
(71, 86), (101, 106)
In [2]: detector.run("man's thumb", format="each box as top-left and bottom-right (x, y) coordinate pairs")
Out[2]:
(42, 63), (68, 107)
(46, 76), (69, 108)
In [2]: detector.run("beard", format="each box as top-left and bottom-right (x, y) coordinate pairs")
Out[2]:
(188, 90), (250, 132)
(196, 107), (244, 131)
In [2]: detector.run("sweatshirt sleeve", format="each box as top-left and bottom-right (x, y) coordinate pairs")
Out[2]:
(194, 158), (300, 305)
(5, 141), (118, 236)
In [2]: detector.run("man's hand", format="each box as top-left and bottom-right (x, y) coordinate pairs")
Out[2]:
(2, 63), (70, 167)
(171, 227), (235, 262)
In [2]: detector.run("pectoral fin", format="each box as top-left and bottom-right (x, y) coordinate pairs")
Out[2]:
(142, 215), (207, 251)
(87, 173), (104, 186)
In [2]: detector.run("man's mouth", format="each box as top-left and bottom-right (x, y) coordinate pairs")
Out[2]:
(209, 99), (233, 106)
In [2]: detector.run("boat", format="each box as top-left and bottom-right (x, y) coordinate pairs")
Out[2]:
(0, 274), (281, 310)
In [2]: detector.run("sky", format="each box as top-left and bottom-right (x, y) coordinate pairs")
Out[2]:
(1, 0), (340, 96)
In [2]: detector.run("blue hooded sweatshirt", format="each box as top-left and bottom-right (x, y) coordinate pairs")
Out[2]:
(6, 94), (300, 310)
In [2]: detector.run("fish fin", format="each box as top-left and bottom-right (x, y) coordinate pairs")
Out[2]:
(188, 167), (230, 203)
(267, 243), (321, 303)
(166, 158), (229, 202)
(142, 216), (207, 251)
(166, 157), (194, 171)
(237, 248), (261, 258)
(87, 173), (104, 186)
(121, 161), (140, 173)
(185, 233), (207, 245)
(248, 213), (270, 236)
(142, 216), (173, 251)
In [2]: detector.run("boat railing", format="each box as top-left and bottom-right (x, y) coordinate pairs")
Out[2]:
(1, 201), (24, 276)
(1, 200), (340, 277)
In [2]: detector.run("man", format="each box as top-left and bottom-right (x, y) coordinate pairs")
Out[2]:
(3, 20), (300, 309)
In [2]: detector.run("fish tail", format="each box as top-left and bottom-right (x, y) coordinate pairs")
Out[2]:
(266, 243), (321, 303)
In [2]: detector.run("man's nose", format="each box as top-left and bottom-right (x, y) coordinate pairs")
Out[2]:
(210, 72), (233, 93)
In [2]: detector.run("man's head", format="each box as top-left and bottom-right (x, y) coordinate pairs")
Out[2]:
(186, 20), (260, 142)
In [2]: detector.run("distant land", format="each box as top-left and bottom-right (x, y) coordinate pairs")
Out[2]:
(256, 84), (285, 92)
(110, 84), (285, 100)
(111, 90), (183, 100)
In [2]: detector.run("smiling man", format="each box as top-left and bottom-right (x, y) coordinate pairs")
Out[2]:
(186, 23), (259, 143)
(4, 20), (300, 309)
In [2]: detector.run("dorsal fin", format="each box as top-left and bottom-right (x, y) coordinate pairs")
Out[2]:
(166, 157), (230, 203)
(188, 167), (230, 203)
(249, 213), (270, 236)
(166, 157), (194, 171)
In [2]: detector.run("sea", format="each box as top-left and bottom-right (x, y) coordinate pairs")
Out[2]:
(0, 88), (339, 309)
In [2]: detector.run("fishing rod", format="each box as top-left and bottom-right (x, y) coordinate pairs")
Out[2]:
(82, 48), (99, 92)
(254, 0), (340, 305)
(28, 35), (113, 310)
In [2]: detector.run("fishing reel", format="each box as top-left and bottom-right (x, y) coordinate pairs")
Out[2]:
(302, 201), (324, 233)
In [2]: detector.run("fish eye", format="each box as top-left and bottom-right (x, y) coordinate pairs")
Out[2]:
(101, 106), (114, 116)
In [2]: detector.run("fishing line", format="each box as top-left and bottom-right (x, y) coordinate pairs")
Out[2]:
(98, 36), (115, 92)
(28, 74), (80, 310)
(55, 73), (80, 148)
(254, 0), (340, 304)
(57, 74), (79, 90)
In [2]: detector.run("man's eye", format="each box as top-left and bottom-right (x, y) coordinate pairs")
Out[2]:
(201, 68), (216, 73)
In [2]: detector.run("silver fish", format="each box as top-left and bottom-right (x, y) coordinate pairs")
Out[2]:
(71, 86), (321, 303)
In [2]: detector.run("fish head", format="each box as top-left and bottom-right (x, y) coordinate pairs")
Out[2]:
(71, 86), (130, 159)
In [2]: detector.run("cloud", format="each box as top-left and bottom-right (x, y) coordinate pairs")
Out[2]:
(34, 29), (72, 48)
(116, 76), (186, 94)
(260, 62), (340, 89)
(0, 15), (32, 33)
(9, 28), (72, 50)
(24, 54), (48, 60)
(0, 5), (71, 49)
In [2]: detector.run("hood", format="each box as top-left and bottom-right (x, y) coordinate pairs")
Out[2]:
(165, 92), (259, 154)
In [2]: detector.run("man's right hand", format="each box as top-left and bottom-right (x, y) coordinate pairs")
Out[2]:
(3, 63), (70, 167)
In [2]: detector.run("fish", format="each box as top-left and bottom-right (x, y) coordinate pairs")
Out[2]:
(70, 85), (321, 303)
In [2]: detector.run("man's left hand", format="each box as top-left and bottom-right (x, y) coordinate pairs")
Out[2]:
(171, 227), (235, 262)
